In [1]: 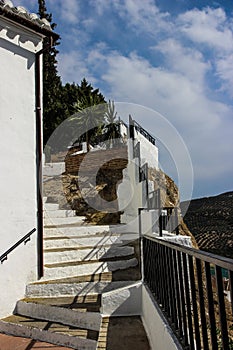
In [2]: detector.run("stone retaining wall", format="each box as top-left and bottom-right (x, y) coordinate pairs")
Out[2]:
(65, 146), (128, 174)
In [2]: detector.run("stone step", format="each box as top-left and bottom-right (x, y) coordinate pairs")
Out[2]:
(28, 267), (140, 286)
(0, 315), (97, 350)
(43, 162), (65, 176)
(44, 202), (59, 211)
(44, 225), (112, 237)
(43, 233), (138, 249)
(44, 245), (135, 264)
(15, 300), (101, 331)
(26, 280), (138, 298)
(43, 258), (138, 279)
(44, 209), (76, 218)
(21, 295), (101, 313)
(44, 224), (134, 236)
(44, 216), (86, 227)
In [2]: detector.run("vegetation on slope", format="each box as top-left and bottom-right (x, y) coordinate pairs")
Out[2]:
(181, 192), (233, 258)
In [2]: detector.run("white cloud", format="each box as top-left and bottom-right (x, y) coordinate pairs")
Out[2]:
(177, 6), (233, 99)
(89, 0), (110, 16)
(216, 54), (233, 97)
(112, 0), (171, 34)
(101, 50), (220, 127)
(178, 7), (233, 52)
(58, 51), (97, 84)
(56, 0), (80, 24)
(153, 39), (210, 85)
(12, 0), (37, 12)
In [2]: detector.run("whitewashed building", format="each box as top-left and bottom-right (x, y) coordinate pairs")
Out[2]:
(0, 0), (58, 317)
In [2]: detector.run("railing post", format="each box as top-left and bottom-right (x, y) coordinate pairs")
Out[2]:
(196, 258), (209, 350)
(158, 189), (162, 237)
(129, 114), (134, 140)
(174, 207), (179, 235)
(204, 261), (218, 349)
(138, 208), (144, 282)
(215, 266), (229, 350)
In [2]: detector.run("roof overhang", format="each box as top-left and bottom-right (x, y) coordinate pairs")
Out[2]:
(0, 4), (59, 41)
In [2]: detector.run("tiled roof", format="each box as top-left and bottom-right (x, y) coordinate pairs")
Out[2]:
(0, 0), (59, 39)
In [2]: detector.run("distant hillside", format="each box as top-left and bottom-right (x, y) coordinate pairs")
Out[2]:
(181, 192), (233, 259)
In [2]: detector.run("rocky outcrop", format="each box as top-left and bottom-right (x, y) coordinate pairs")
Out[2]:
(149, 168), (199, 248)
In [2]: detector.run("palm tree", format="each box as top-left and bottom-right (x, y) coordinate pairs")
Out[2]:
(104, 100), (121, 148)
(71, 79), (106, 148)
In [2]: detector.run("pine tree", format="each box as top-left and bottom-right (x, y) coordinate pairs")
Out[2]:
(38, 0), (47, 19)
(37, 0), (67, 146)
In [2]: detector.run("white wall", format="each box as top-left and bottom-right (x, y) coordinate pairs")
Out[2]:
(0, 17), (43, 317)
(101, 282), (142, 316)
(142, 284), (183, 350)
(119, 121), (128, 143)
(118, 129), (158, 233)
(118, 139), (144, 232)
(134, 129), (158, 169)
(141, 210), (160, 235)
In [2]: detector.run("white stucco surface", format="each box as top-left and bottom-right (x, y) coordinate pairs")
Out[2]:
(0, 17), (43, 317)
(141, 210), (159, 235)
(101, 282), (142, 316)
(43, 162), (65, 177)
(142, 284), (183, 350)
(134, 128), (158, 169)
(118, 139), (144, 229)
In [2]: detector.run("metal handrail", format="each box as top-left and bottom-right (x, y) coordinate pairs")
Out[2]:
(0, 228), (36, 264)
(143, 234), (233, 349)
(132, 119), (157, 145)
(144, 233), (233, 271)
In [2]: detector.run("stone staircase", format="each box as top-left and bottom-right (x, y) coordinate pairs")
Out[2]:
(0, 198), (141, 349)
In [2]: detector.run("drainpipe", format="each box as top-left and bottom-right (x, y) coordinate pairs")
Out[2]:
(35, 37), (53, 278)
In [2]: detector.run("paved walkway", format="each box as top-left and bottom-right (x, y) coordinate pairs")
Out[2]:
(0, 316), (150, 350)
(0, 334), (72, 350)
(97, 316), (150, 350)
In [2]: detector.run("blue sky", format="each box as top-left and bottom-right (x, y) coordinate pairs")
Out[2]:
(13, 0), (233, 200)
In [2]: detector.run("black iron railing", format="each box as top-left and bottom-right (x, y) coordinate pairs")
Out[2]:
(143, 235), (233, 349)
(0, 228), (36, 263)
(133, 120), (156, 145)
(129, 115), (156, 145)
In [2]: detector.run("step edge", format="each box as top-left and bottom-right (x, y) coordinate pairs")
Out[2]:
(16, 301), (101, 331)
(44, 255), (136, 268)
(43, 242), (130, 252)
(0, 319), (97, 350)
(25, 281), (139, 298)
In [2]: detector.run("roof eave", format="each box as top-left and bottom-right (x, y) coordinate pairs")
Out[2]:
(0, 6), (59, 40)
